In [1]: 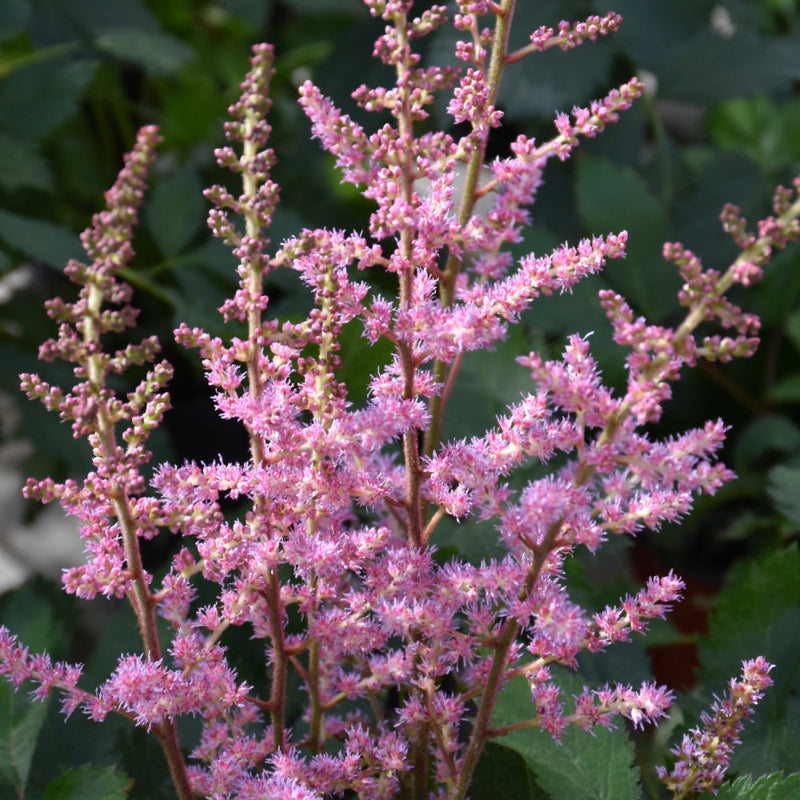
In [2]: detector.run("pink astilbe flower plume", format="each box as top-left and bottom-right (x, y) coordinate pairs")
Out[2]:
(12, 125), (197, 798)
(658, 658), (775, 798)
(2, 3), (796, 800)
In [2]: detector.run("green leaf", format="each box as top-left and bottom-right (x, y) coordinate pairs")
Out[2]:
(715, 773), (800, 800)
(709, 96), (774, 151)
(168, 246), (238, 331)
(337, 319), (394, 405)
(0, 580), (72, 656)
(673, 151), (767, 272)
(144, 164), (204, 257)
(95, 29), (195, 75)
(490, 673), (641, 800)
(660, 31), (800, 102)
(0, 685), (49, 794)
(576, 639), (654, 689)
(575, 155), (675, 322)
(40, 0), (162, 37)
(496, 41), (615, 122)
(733, 414), (800, 470)
(695, 545), (800, 773)
(443, 323), (535, 441)
(0, 580), (73, 796)
(276, 0), (360, 12)
(767, 462), (800, 524)
(698, 545), (800, 673)
(471, 742), (544, 800)
(0, 0), (29, 41)
(609, 0), (711, 77)
(215, 0), (273, 26)
(748, 242), (800, 328)
(44, 764), (130, 800)
(736, 688), (800, 777)
(0, 209), (83, 267)
(769, 374), (800, 404)
(709, 94), (800, 171)
(0, 133), (52, 192)
(0, 57), (95, 140)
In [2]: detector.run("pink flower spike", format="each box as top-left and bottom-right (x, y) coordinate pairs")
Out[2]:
(658, 658), (774, 797)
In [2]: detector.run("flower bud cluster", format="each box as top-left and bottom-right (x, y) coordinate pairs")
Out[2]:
(528, 12), (623, 53)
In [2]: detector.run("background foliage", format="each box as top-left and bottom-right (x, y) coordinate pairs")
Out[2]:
(0, 1), (799, 798)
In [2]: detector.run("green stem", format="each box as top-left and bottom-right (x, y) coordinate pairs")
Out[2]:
(238, 102), (291, 751)
(424, 0), (517, 461)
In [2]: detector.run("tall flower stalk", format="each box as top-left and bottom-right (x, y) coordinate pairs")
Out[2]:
(1, 2), (798, 799)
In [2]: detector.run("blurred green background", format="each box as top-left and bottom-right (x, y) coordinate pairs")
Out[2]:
(1, 1), (800, 798)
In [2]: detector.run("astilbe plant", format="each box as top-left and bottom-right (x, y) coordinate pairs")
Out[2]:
(1, 2), (799, 799)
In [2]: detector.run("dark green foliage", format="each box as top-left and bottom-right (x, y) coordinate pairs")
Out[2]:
(715, 774), (800, 800)
(693, 545), (800, 776)
(488, 673), (641, 800)
(470, 742), (545, 800)
(42, 766), (130, 800)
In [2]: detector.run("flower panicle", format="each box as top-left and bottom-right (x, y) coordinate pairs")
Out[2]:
(20, 125), (165, 433)
(597, 178), (800, 428)
(657, 657), (774, 798)
(205, 43), (279, 325)
(1, 4), (794, 800)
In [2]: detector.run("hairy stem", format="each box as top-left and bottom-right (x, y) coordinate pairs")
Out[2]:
(394, 6), (425, 550)
(451, 517), (558, 800)
(82, 280), (193, 800)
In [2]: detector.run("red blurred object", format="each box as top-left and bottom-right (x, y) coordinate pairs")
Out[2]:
(631, 543), (719, 691)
